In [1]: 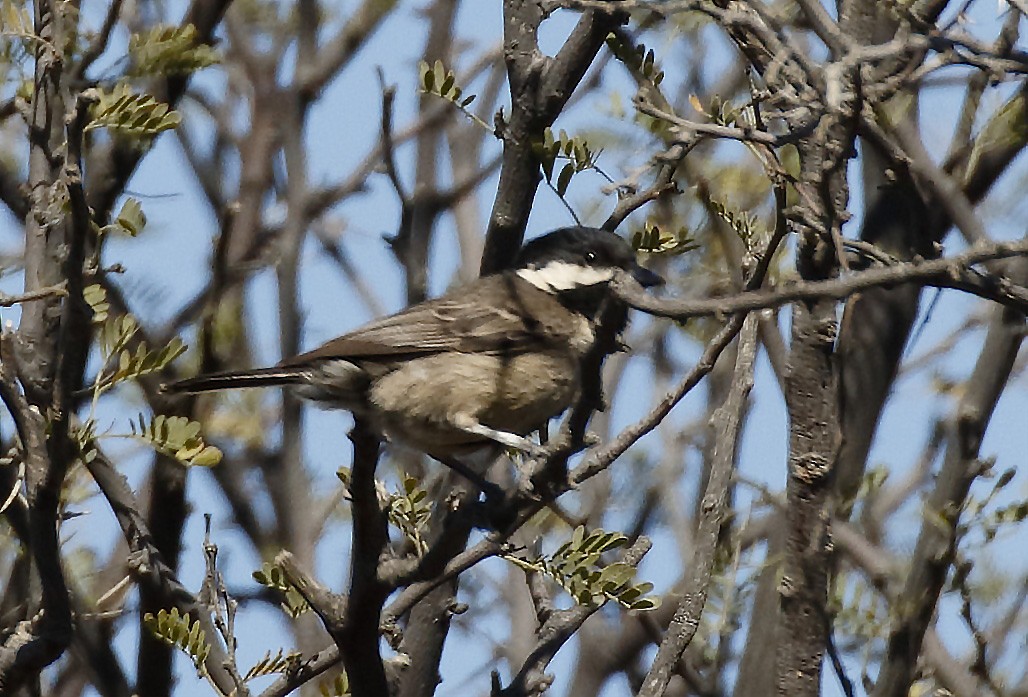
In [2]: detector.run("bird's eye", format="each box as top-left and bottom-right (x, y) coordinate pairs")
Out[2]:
(586, 251), (597, 262)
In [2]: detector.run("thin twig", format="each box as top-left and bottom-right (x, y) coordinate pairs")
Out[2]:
(0, 283), (67, 306)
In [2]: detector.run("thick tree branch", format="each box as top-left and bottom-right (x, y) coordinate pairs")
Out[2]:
(339, 419), (390, 697)
(481, 3), (624, 274)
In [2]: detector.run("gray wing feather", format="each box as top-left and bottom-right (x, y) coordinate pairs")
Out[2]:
(282, 275), (551, 365)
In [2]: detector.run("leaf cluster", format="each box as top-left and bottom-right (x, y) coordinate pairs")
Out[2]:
(129, 414), (223, 467)
(605, 32), (665, 87)
(631, 221), (698, 256)
(243, 648), (303, 682)
(87, 84), (181, 137)
(111, 339), (187, 386)
(0, 0), (39, 62)
(829, 570), (889, 683)
(505, 526), (659, 610)
(99, 198), (147, 237)
(706, 197), (765, 249)
(533, 128), (603, 198)
(417, 59), (489, 130)
(85, 285), (187, 396)
(252, 562), (311, 618)
(958, 466), (1026, 544)
(128, 24), (220, 77)
(83, 283), (111, 323)
(689, 93), (742, 127)
(386, 475), (432, 554)
(142, 608), (211, 677)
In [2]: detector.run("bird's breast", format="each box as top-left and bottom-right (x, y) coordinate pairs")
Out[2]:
(368, 350), (580, 450)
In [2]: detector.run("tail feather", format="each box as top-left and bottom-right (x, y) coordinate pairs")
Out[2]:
(161, 367), (307, 394)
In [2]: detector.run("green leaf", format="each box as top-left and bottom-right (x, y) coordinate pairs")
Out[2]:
(967, 91), (1027, 177)
(244, 649), (303, 682)
(129, 414), (221, 467)
(83, 284), (110, 323)
(432, 60), (446, 94)
(318, 671), (350, 697)
(143, 608), (210, 676)
(252, 562), (311, 617)
(628, 596), (660, 611)
(187, 446), (222, 467)
(87, 84), (182, 137)
(556, 163), (574, 197)
(114, 198), (146, 236)
(440, 72), (455, 98)
(128, 24), (220, 77)
(598, 562), (635, 591)
(419, 60), (434, 91)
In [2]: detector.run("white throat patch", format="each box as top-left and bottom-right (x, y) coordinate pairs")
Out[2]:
(516, 261), (616, 292)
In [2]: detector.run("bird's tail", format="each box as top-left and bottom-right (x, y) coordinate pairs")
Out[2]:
(161, 367), (307, 394)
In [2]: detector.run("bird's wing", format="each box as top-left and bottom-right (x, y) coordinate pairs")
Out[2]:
(282, 274), (562, 364)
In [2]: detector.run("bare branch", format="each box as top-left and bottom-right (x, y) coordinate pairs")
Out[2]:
(873, 297), (1027, 697)
(83, 445), (245, 696)
(638, 315), (757, 697)
(613, 238), (1028, 320)
(0, 283), (67, 307)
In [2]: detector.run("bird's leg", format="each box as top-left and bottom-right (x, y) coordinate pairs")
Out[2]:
(432, 453), (505, 504)
(450, 414), (547, 457)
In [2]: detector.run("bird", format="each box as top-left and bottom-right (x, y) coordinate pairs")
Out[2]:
(162, 226), (663, 465)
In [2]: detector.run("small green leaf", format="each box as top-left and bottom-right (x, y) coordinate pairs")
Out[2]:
(432, 60), (446, 93)
(556, 163), (574, 197)
(143, 608), (210, 677)
(83, 284), (110, 323)
(440, 72), (455, 98)
(87, 84), (182, 137)
(244, 649), (303, 682)
(128, 24), (219, 77)
(114, 198), (146, 236)
(188, 445), (222, 467)
(419, 60), (434, 91)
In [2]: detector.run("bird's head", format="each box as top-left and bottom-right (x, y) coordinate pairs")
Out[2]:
(513, 226), (664, 293)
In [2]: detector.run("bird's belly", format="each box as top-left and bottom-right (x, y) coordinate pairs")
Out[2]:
(369, 351), (579, 451)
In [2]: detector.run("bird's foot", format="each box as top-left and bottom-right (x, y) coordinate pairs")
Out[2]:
(451, 415), (546, 458)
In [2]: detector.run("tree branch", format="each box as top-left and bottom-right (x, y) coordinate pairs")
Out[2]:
(498, 537), (653, 697)
(481, 3), (624, 274)
(872, 297), (1026, 697)
(638, 315), (757, 697)
(612, 238), (1028, 319)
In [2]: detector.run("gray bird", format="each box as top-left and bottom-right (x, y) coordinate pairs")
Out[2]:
(162, 226), (663, 463)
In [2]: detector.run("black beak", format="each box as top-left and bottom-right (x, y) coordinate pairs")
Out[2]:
(631, 263), (664, 288)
